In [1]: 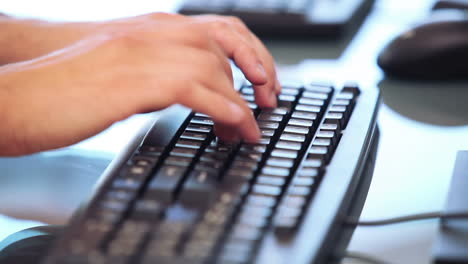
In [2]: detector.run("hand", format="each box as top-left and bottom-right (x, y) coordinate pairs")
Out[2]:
(0, 13), (280, 156)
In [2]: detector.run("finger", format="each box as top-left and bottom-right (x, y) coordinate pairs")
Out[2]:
(214, 124), (240, 142)
(247, 32), (281, 102)
(225, 17), (280, 106)
(206, 20), (269, 86)
(197, 62), (261, 142)
(178, 85), (244, 126)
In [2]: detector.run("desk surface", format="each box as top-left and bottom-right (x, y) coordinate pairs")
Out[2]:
(2, 1), (468, 263)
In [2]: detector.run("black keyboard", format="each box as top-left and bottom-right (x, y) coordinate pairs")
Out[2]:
(42, 81), (380, 264)
(178, 0), (375, 38)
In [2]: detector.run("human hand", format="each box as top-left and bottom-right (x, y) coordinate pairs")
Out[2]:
(0, 13), (280, 155)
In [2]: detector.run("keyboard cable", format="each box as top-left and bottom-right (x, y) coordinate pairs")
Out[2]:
(344, 211), (468, 226)
(338, 211), (468, 264)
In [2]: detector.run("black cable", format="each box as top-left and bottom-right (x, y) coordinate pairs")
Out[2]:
(343, 251), (392, 264)
(344, 211), (468, 227)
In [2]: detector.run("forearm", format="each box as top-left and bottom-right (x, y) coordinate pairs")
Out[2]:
(0, 14), (94, 65)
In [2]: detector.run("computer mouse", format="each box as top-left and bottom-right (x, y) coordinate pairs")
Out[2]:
(377, 10), (468, 80)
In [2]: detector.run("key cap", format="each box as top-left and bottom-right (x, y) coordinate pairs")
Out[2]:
(280, 133), (306, 142)
(180, 131), (207, 141)
(302, 92), (329, 100)
(252, 184), (282, 196)
(271, 149), (298, 159)
(295, 104), (321, 113)
(179, 168), (219, 208)
(146, 165), (186, 203)
(284, 125), (309, 134)
(191, 117), (214, 126)
(266, 157), (295, 168)
(258, 121), (280, 129)
(276, 140), (302, 151)
(261, 166), (290, 177)
(257, 175), (286, 186)
(299, 98), (324, 106)
(288, 118), (314, 127)
(258, 113), (284, 122)
(292, 111), (317, 120)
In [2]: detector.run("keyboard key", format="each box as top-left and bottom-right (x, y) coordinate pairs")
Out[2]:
(280, 133), (306, 142)
(258, 113), (284, 122)
(180, 131), (207, 141)
(297, 168), (321, 178)
(146, 165), (186, 203)
(231, 225), (262, 241)
(253, 184), (282, 196)
(284, 125), (309, 134)
(247, 194), (277, 207)
(276, 140), (302, 150)
(266, 157), (295, 168)
(113, 178), (141, 190)
(302, 158), (323, 168)
(342, 85), (360, 96)
(308, 146), (329, 160)
(263, 107), (289, 115)
(170, 147), (198, 158)
(242, 94), (255, 102)
(302, 92), (329, 100)
(333, 99), (351, 107)
(139, 145), (164, 156)
(289, 186), (311, 197)
(262, 166), (290, 177)
(295, 104), (321, 113)
(131, 199), (163, 220)
(299, 98), (324, 106)
(165, 156), (192, 166)
(257, 175), (286, 186)
(280, 87), (299, 95)
(241, 87), (254, 95)
(272, 149), (298, 159)
(186, 124), (212, 133)
(176, 139), (202, 149)
(261, 129), (275, 137)
(294, 177), (315, 187)
(279, 94), (296, 102)
(191, 117), (214, 126)
(258, 121), (280, 129)
(288, 118), (314, 127)
(321, 123), (339, 131)
(179, 169), (219, 208)
(292, 111), (317, 120)
(232, 158), (258, 170)
(240, 144), (267, 153)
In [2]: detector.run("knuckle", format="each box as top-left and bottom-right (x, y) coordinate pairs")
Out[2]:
(210, 20), (231, 32)
(226, 16), (245, 27)
(148, 12), (182, 20)
(110, 31), (141, 49)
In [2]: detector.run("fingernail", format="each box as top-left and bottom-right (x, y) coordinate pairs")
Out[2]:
(246, 122), (261, 143)
(275, 79), (282, 94)
(228, 101), (245, 121)
(256, 63), (268, 81)
(269, 90), (278, 108)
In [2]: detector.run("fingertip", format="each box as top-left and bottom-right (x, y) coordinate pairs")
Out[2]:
(226, 101), (246, 123)
(275, 79), (282, 95)
(255, 63), (268, 84)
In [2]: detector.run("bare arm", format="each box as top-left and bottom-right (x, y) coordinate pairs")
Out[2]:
(0, 14), (97, 65)
(0, 13), (280, 156)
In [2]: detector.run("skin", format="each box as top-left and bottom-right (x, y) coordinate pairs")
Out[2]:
(0, 13), (281, 156)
